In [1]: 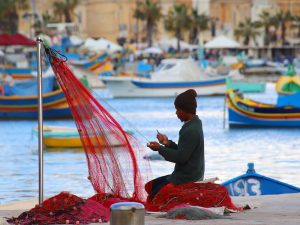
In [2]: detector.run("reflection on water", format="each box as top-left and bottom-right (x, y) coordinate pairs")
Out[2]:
(44, 147), (84, 152)
(1, 87), (300, 204)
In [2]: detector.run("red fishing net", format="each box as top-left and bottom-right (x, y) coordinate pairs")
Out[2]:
(7, 192), (109, 225)
(8, 46), (242, 224)
(45, 47), (150, 201)
(146, 182), (243, 212)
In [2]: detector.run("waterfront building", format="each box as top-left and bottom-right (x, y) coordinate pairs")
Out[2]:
(16, 0), (300, 46)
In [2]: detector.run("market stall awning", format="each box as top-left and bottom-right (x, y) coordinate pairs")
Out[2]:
(204, 35), (240, 48)
(0, 33), (36, 46)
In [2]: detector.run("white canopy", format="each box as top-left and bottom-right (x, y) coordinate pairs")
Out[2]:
(82, 38), (122, 53)
(82, 38), (97, 48)
(155, 37), (194, 51)
(204, 35), (240, 48)
(70, 35), (83, 46)
(142, 46), (163, 54)
(151, 58), (203, 82)
(96, 38), (122, 52)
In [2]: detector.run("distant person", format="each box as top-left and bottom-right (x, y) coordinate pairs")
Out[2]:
(146, 89), (205, 201)
(1, 73), (14, 86)
(129, 53), (135, 63)
(0, 73), (14, 96)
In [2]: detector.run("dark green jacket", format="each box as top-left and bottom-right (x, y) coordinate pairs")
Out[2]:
(158, 115), (204, 185)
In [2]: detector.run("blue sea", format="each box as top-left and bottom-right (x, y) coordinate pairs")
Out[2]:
(1, 84), (300, 204)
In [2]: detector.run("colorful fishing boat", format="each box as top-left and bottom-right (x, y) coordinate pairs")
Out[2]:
(275, 65), (300, 94)
(222, 163), (300, 196)
(33, 125), (82, 148)
(33, 125), (134, 148)
(226, 88), (300, 127)
(0, 89), (71, 119)
(70, 52), (109, 69)
(102, 59), (231, 97)
(0, 67), (34, 79)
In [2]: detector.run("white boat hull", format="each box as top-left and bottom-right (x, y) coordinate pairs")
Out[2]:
(102, 77), (227, 98)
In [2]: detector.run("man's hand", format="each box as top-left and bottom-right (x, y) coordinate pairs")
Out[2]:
(147, 141), (161, 151)
(156, 132), (169, 146)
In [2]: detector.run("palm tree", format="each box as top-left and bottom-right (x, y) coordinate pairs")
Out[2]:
(134, 0), (161, 47)
(0, 0), (29, 34)
(188, 9), (210, 44)
(258, 10), (276, 46)
(33, 12), (57, 35)
(164, 4), (191, 51)
(53, 0), (80, 23)
(274, 10), (292, 46)
(234, 18), (260, 46)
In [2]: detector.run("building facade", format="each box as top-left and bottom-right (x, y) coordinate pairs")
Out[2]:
(210, 0), (252, 37)
(77, 0), (193, 42)
(19, 0), (193, 42)
(18, 0), (300, 45)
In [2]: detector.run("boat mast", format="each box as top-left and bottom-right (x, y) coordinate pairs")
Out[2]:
(36, 37), (44, 204)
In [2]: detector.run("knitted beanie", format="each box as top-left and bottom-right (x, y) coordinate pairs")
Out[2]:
(174, 89), (197, 114)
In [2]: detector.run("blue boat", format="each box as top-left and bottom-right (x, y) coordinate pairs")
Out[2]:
(2, 76), (55, 96)
(0, 91), (71, 119)
(70, 52), (108, 68)
(0, 103), (71, 119)
(222, 163), (300, 196)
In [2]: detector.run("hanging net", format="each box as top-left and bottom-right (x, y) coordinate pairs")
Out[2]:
(44, 47), (151, 201)
(8, 45), (242, 224)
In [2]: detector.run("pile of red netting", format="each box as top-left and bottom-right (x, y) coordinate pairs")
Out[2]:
(8, 46), (241, 224)
(146, 182), (243, 212)
(7, 192), (109, 224)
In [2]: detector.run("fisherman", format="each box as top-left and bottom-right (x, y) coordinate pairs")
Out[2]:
(146, 89), (205, 201)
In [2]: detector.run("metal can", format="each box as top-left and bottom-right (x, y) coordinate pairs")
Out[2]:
(110, 202), (145, 225)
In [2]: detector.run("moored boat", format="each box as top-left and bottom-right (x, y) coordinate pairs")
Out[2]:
(33, 125), (82, 148)
(33, 125), (134, 148)
(0, 89), (71, 119)
(102, 58), (231, 98)
(275, 65), (300, 94)
(226, 88), (300, 127)
(222, 163), (300, 196)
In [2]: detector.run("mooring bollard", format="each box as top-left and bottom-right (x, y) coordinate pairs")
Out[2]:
(110, 202), (145, 225)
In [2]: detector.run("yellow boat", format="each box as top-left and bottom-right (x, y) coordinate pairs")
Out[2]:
(33, 125), (133, 148)
(32, 125), (82, 148)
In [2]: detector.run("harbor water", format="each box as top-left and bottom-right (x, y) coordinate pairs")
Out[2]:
(1, 84), (300, 204)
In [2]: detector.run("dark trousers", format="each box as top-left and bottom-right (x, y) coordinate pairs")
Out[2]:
(145, 175), (170, 201)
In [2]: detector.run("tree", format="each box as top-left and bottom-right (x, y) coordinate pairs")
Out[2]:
(33, 11), (57, 35)
(258, 10), (276, 46)
(134, 0), (161, 47)
(188, 9), (210, 44)
(53, 0), (80, 23)
(0, 0), (29, 34)
(274, 10), (292, 46)
(234, 18), (260, 46)
(164, 4), (191, 51)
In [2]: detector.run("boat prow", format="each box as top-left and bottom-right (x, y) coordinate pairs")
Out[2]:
(222, 163), (300, 196)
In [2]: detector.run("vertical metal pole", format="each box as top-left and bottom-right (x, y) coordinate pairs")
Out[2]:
(36, 37), (44, 204)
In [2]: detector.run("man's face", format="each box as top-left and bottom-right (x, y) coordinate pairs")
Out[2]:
(176, 107), (187, 122)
